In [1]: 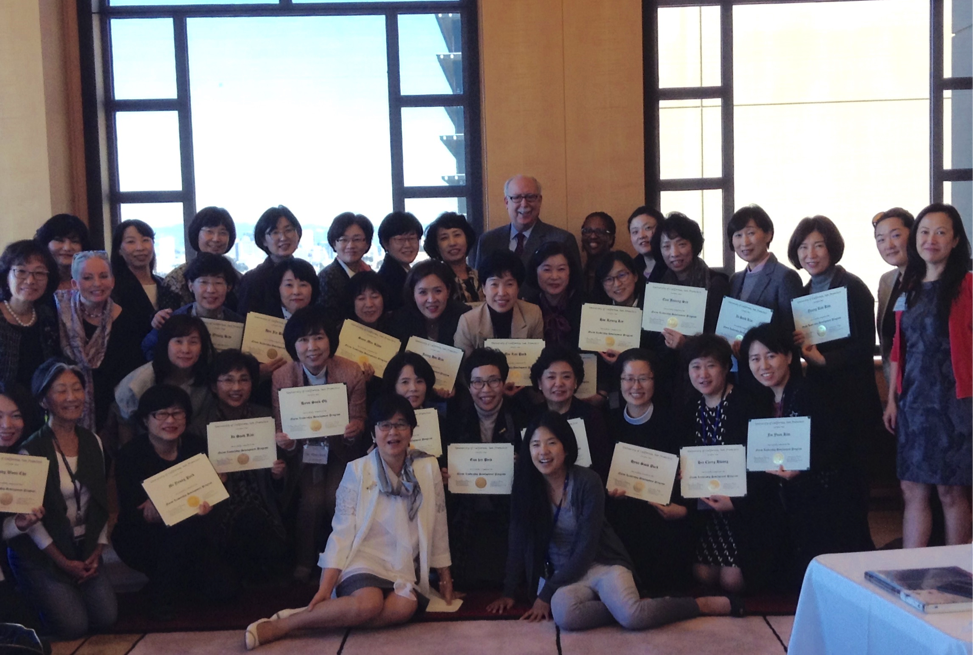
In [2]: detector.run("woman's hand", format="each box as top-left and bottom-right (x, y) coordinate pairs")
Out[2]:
(59, 558), (90, 581)
(437, 567), (455, 604)
(598, 349), (620, 365)
(13, 506), (44, 531)
(307, 585), (333, 611)
(276, 432), (296, 451)
(503, 383), (526, 397)
(271, 459), (286, 479)
(792, 329), (805, 348)
(440, 467), (449, 487)
(197, 501), (212, 516)
(138, 499), (162, 523)
(883, 399), (897, 434)
(434, 387), (455, 400)
(151, 308), (173, 330)
(259, 358), (287, 380)
(649, 501), (688, 520)
(343, 419), (364, 440)
(486, 596), (515, 614)
(79, 544), (105, 583)
(360, 361), (375, 382)
(800, 342), (825, 367)
(607, 488), (627, 499)
(520, 598), (552, 622)
(662, 328), (686, 350)
(731, 339), (742, 357)
(766, 465), (801, 481)
(700, 495), (734, 512)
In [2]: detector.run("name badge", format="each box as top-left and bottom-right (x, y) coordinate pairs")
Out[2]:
(893, 295), (907, 312)
(303, 442), (329, 465)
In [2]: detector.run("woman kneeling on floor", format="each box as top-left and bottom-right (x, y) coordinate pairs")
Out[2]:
(486, 411), (739, 630)
(246, 394), (454, 649)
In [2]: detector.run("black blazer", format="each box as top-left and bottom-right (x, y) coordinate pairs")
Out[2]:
(111, 270), (180, 344)
(377, 258), (410, 313)
(236, 256), (280, 317)
(469, 219), (582, 272)
(390, 300), (471, 350)
(318, 260), (351, 318)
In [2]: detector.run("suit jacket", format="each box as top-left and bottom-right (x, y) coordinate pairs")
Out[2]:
(390, 301), (471, 350)
(377, 258), (410, 313)
(728, 254), (803, 333)
(469, 219), (581, 272)
(318, 260), (352, 318)
(875, 268), (902, 381)
(453, 300), (544, 355)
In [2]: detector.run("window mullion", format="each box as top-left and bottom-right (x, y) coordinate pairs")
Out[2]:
(387, 12), (405, 213)
(173, 14), (196, 257)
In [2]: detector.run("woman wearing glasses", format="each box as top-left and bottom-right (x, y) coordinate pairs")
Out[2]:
(237, 206), (302, 316)
(318, 212), (373, 318)
(0, 240), (61, 397)
(580, 212), (616, 296)
(161, 206), (240, 309)
(377, 211), (423, 313)
(245, 394), (453, 650)
(113, 384), (236, 620)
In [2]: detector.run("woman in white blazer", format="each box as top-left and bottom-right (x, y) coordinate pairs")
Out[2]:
(454, 250), (543, 356)
(246, 395), (454, 649)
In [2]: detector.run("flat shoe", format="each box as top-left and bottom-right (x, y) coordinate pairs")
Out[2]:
(245, 617), (271, 651)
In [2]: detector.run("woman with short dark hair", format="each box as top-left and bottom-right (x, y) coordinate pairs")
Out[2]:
(35, 214), (91, 293)
(161, 206), (239, 307)
(237, 206), (302, 316)
(377, 211), (423, 312)
(343, 270), (391, 333)
(319, 212), (374, 317)
(526, 241), (585, 349)
(272, 258), (320, 320)
(423, 212), (482, 303)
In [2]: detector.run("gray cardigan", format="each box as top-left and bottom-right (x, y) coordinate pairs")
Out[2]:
(503, 466), (632, 603)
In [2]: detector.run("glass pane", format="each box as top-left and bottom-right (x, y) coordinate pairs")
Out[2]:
(187, 16), (391, 273)
(734, 0), (928, 104)
(659, 189), (723, 268)
(111, 19), (176, 100)
(402, 106), (464, 187)
(119, 203), (185, 275)
(658, 6), (720, 88)
(949, 0), (972, 78)
(945, 0), (952, 78)
(734, 0), (929, 297)
(943, 181), (972, 243)
(111, 0), (269, 5)
(659, 99), (721, 179)
(115, 112), (182, 192)
(946, 89), (972, 169)
(400, 14), (462, 95)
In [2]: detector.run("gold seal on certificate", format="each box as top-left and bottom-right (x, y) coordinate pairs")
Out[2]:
(578, 304), (642, 352)
(206, 416), (277, 473)
(278, 384), (350, 439)
(409, 407), (443, 457)
(335, 320), (402, 378)
(0, 453), (49, 513)
(714, 297), (774, 344)
(642, 283), (707, 335)
(241, 313), (291, 364)
(201, 318), (245, 352)
(484, 339), (545, 385)
(679, 445), (748, 498)
(447, 443), (514, 495)
(746, 416), (811, 471)
(405, 337), (464, 392)
(141, 453), (229, 526)
(606, 442), (679, 505)
(791, 287), (850, 346)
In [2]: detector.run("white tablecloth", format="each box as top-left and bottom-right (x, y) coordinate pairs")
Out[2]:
(790, 545), (973, 655)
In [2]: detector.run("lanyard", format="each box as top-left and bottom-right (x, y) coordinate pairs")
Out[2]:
(50, 430), (85, 527)
(545, 472), (570, 577)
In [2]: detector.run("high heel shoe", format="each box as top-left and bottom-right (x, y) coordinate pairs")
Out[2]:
(245, 617), (272, 650)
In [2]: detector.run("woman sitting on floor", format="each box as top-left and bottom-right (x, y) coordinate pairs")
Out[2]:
(245, 394), (454, 650)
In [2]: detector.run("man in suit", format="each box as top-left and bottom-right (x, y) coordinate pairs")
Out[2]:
(469, 175), (581, 277)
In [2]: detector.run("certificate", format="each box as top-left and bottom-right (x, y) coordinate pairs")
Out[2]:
(278, 384), (349, 439)
(746, 417), (811, 472)
(206, 416), (277, 473)
(0, 453), (48, 513)
(791, 287), (850, 345)
(606, 443), (679, 505)
(578, 304), (643, 352)
(334, 320), (402, 378)
(575, 353), (597, 398)
(715, 297), (773, 343)
(642, 283), (707, 335)
(405, 337), (464, 392)
(410, 407), (443, 457)
(241, 312), (291, 363)
(567, 418), (593, 468)
(484, 338), (545, 385)
(679, 445), (748, 499)
(141, 453), (229, 527)
(202, 318), (244, 352)
(447, 443), (514, 495)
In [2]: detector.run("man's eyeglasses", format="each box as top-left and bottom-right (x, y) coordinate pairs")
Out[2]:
(507, 194), (541, 203)
(470, 377), (503, 391)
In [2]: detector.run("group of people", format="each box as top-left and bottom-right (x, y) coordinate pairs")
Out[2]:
(0, 174), (968, 648)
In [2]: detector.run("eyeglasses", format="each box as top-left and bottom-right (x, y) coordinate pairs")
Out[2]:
(389, 235), (419, 245)
(337, 236), (368, 246)
(268, 226), (297, 239)
(11, 268), (49, 281)
(216, 376), (251, 386)
(581, 228), (614, 237)
(150, 409), (186, 422)
(507, 194), (541, 203)
(470, 377), (503, 391)
(620, 375), (654, 385)
(602, 271), (632, 286)
(376, 421), (411, 432)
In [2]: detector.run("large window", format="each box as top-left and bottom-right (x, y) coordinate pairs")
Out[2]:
(91, 0), (480, 274)
(646, 0), (972, 299)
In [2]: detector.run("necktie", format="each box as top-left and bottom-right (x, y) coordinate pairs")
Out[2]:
(514, 232), (526, 257)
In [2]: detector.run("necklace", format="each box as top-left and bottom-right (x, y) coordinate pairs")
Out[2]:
(4, 300), (36, 327)
(79, 302), (105, 321)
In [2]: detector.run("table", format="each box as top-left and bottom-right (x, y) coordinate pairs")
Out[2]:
(790, 545), (973, 655)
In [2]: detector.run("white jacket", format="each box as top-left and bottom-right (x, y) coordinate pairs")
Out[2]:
(320, 454), (451, 596)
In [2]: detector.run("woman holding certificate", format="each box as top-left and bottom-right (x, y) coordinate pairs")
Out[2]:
(628, 207), (668, 283)
(245, 395), (453, 650)
(885, 203), (972, 548)
(787, 215), (880, 550)
(422, 212), (483, 303)
(237, 206), (302, 316)
(525, 241), (585, 349)
(453, 250), (544, 356)
(113, 385), (237, 620)
(318, 212), (374, 318)
(272, 306), (366, 583)
(487, 411), (737, 628)
(383, 353), (446, 453)
(272, 258), (319, 320)
(391, 260), (470, 349)
(6, 359), (117, 638)
(342, 271), (392, 336)
(160, 206), (240, 309)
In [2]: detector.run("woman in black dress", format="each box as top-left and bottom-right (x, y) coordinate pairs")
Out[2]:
(884, 203), (972, 548)
(376, 211), (422, 313)
(237, 206), (301, 317)
(318, 212), (373, 317)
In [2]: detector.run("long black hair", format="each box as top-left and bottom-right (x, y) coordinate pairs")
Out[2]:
(901, 203), (971, 319)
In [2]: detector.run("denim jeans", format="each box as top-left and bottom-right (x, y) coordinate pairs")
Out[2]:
(6, 548), (117, 639)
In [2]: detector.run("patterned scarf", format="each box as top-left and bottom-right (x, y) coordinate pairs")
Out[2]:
(372, 447), (430, 520)
(662, 257), (713, 290)
(55, 290), (113, 431)
(540, 293), (572, 347)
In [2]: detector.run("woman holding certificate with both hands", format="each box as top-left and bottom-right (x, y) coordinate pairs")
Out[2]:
(246, 394), (453, 650)
(272, 305), (366, 584)
(486, 411), (738, 629)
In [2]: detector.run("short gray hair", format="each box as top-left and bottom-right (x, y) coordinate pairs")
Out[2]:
(71, 250), (112, 282)
(503, 175), (542, 197)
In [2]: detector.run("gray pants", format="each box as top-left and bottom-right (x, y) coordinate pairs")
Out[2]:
(551, 564), (699, 631)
